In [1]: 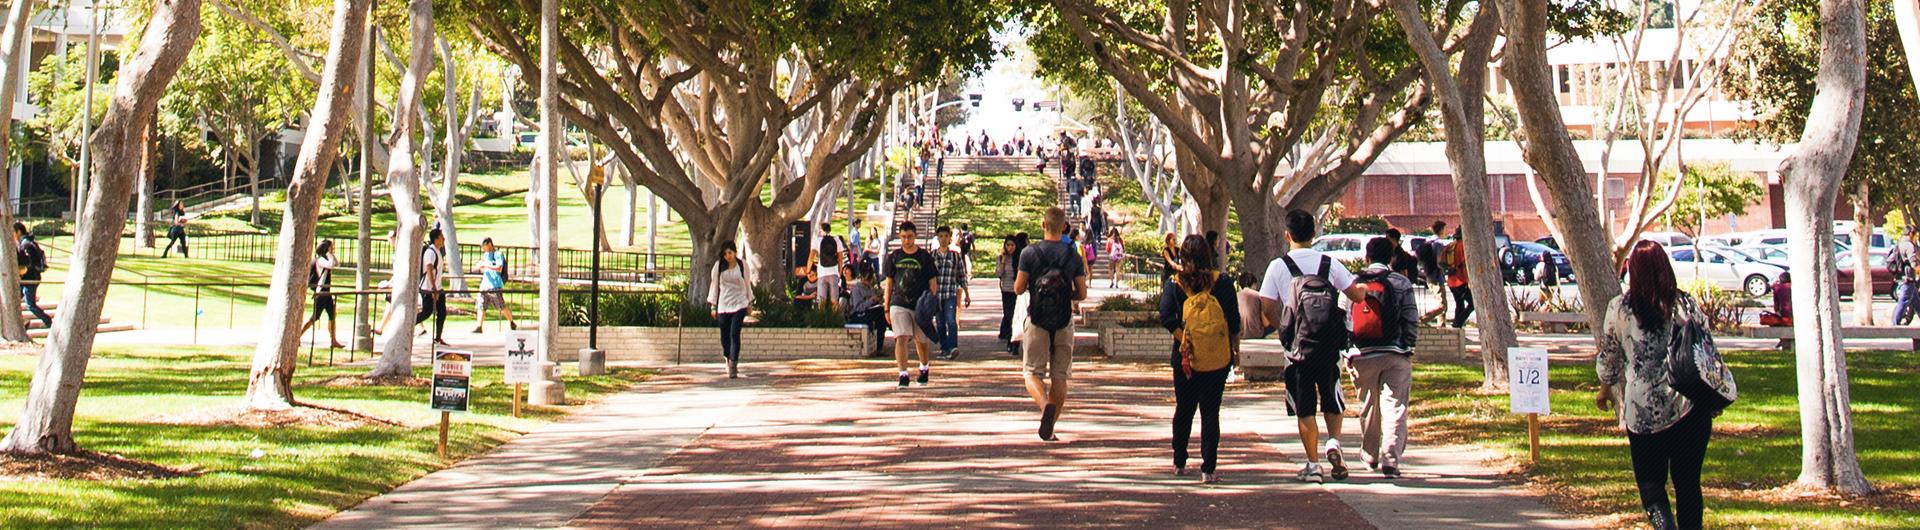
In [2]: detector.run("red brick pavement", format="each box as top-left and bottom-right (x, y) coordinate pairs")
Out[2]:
(572, 360), (1374, 529)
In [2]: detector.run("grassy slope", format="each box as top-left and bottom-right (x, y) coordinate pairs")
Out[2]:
(0, 345), (648, 528)
(1407, 350), (1918, 528)
(936, 172), (1061, 275)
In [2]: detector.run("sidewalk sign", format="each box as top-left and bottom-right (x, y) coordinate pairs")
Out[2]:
(431, 350), (472, 458)
(1508, 347), (1551, 462)
(504, 331), (538, 418)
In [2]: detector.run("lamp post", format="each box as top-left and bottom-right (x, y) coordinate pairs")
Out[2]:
(579, 164), (607, 376)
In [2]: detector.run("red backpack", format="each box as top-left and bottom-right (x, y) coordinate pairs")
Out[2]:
(1350, 270), (1393, 343)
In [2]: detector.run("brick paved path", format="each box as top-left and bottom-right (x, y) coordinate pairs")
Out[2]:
(571, 359), (1373, 529)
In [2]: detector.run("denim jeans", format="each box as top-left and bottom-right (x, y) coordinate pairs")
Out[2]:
(937, 296), (960, 353)
(1892, 281), (1917, 325)
(717, 310), (748, 363)
(21, 284), (49, 328)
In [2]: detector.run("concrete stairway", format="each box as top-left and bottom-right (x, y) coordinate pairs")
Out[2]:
(19, 300), (136, 338)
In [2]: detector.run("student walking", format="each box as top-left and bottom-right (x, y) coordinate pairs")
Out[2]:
(1260, 209), (1369, 483)
(1597, 240), (1731, 530)
(472, 238), (518, 332)
(163, 215), (190, 258)
(1349, 237), (1420, 478)
(1444, 231), (1474, 328)
(996, 238), (1021, 349)
(1105, 227), (1127, 288)
(300, 240), (345, 348)
(13, 223), (49, 330)
(1015, 207), (1089, 441)
(708, 241), (753, 379)
(1158, 234), (1240, 483)
(932, 226), (971, 359)
(811, 222), (849, 311)
(417, 229), (450, 346)
(1889, 231), (1918, 325)
(883, 222), (938, 388)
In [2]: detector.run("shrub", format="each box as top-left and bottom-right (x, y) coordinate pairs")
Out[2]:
(561, 290), (699, 327)
(1686, 282), (1748, 334)
(1098, 294), (1155, 312)
(1327, 215), (1389, 235)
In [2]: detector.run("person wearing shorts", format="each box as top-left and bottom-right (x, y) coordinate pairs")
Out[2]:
(882, 222), (937, 388)
(472, 238), (517, 332)
(300, 240), (344, 348)
(1015, 207), (1088, 441)
(1260, 209), (1370, 483)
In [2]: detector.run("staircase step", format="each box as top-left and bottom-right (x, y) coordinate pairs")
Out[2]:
(26, 316), (106, 329)
(29, 322), (135, 338)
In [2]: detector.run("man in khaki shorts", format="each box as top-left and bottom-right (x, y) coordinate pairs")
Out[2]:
(1014, 207), (1088, 441)
(882, 222), (938, 388)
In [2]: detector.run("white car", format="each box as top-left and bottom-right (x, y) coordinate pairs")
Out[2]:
(1638, 231), (1695, 248)
(1311, 234), (1373, 265)
(1668, 246), (1784, 297)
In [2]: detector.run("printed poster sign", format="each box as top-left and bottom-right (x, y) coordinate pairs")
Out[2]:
(503, 331), (538, 384)
(1509, 347), (1551, 415)
(431, 350), (472, 413)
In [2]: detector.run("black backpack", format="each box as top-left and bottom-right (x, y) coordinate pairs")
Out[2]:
(1280, 255), (1350, 364)
(819, 236), (843, 267)
(1889, 248), (1911, 280)
(497, 251), (510, 284)
(22, 240), (46, 276)
(1666, 298), (1738, 416)
(1028, 245), (1077, 332)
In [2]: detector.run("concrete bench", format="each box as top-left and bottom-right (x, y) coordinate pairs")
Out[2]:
(1740, 325), (1920, 350)
(1518, 311), (1588, 333)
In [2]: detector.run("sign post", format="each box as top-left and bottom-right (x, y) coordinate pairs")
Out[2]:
(504, 331), (539, 418)
(431, 350), (473, 458)
(1508, 347), (1551, 463)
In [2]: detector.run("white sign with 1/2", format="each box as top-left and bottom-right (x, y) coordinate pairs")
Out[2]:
(1508, 347), (1551, 415)
(503, 331), (538, 384)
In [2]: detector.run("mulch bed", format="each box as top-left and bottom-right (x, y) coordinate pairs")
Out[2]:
(312, 375), (429, 388)
(0, 341), (41, 356)
(0, 450), (195, 482)
(150, 404), (405, 429)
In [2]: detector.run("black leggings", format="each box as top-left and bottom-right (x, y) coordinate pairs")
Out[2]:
(1171, 352), (1229, 473)
(1450, 285), (1474, 328)
(717, 310), (747, 363)
(998, 290), (1017, 341)
(416, 291), (447, 340)
(1628, 409), (1714, 530)
(163, 231), (189, 258)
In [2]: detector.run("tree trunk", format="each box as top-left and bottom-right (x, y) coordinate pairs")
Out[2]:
(243, 0), (371, 410)
(1496, 0), (1625, 342)
(1851, 180), (1873, 325)
(621, 179), (638, 247)
(248, 154), (261, 224)
(0, 0), (38, 344)
(1781, 0), (1872, 495)
(742, 202), (791, 297)
(367, 0), (436, 380)
(135, 138), (156, 248)
(437, 43), (467, 294)
(0, 0), (201, 454)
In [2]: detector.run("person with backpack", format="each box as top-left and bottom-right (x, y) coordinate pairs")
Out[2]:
(1442, 230), (1474, 328)
(958, 223), (976, 258)
(1259, 209), (1370, 483)
(882, 222), (939, 388)
(1349, 237), (1421, 479)
(931, 226), (972, 360)
(13, 222), (49, 330)
(416, 228), (450, 347)
(811, 221), (849, 311)
(1416, 222), (1448, 322)
(1015, 207), (1089, 441)
(1888, 230), (1918, 325)
(1157, 234), (1240, 484)
(1597, 240), (1734, 530)
(472, 237), (517, 332)
(299, 239), (345, 348)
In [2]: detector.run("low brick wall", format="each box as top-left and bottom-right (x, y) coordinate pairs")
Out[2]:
(1099, 326), (1173, 361)
(1083, 310), (1158, 330)
(553, 326), (877, 363)
(1415, 327), (1469, 362)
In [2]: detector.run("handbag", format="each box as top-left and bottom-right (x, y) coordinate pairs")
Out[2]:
(1666, 308), (1738, 416)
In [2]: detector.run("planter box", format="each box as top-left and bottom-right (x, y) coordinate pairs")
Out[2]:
(553, 325), (877, 363)
(1416, 327), (1469, 363)
(1084, 310), (1159, 330)
(1099, 326), (1172, 361)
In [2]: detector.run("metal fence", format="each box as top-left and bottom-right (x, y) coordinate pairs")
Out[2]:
(176, 229), (692, 284)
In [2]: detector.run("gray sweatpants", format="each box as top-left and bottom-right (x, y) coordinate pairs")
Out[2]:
(1350, 353), (1413, 467)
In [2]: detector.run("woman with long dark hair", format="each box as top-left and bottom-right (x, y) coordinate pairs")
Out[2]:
(707, 241), (754, 379)
(1596, 240), (1717, 530)
(1157, 234), (1240, 484)
(300, 240), (344, 348)
(1003, 232), (1031, 357)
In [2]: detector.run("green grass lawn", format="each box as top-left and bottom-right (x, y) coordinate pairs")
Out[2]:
(0, 345), (650, 528)
(936, 172), (1060, 275)
(1409, 350), (1919, 528)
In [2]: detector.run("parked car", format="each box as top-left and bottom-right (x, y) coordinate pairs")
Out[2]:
(1534, 236), (1558, 250)
(1638, 231), (1695, 248)
(1836, 250), (1896, 297)
(1668, 246), (1784, 297)
(1311, 234), (1372, 265)
(1501, 241), (1573, 284)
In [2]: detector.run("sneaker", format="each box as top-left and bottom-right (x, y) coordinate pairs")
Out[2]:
(1326, 447), (1350, 481)
(1201, 472), (1220, 484)
(1039, 404), (1059, 441)
(917, 367), (930, 385)
(471, 326), (484, 334)
(898, 373), (911, 389)
(509, 321), (518, 330)
(1381, 465), (1402, 479)
(1173, 465), (1189, 476)
(1297, 463), (1325, 484)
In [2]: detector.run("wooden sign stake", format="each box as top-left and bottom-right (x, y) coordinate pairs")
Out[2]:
(437, 411), (451, 458)
(1526, 412), (1541, 463)
(512, 383), (524, 418)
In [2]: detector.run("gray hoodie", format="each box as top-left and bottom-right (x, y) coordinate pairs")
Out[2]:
(1353, 264), (1420, 358)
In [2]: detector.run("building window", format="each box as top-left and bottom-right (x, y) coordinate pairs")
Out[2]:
(1558, 65), (1571, 93)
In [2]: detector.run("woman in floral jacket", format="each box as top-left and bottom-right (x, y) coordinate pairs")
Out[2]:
(1596, 240), (1718, 530)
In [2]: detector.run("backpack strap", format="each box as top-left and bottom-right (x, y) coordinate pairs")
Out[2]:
(1318, 255), (1332, 278)
(1281, 255), (1303, 277)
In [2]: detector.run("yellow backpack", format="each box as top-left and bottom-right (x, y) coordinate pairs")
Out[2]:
(1181, 272), (1233, 372)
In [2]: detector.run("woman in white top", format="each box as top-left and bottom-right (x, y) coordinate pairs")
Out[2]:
(707, 240), (754, 378)
(300, 240), (344, 348)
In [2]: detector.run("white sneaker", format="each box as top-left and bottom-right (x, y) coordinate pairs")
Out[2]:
(1297, 463), (1325, 484)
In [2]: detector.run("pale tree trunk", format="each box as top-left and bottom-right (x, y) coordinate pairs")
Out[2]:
(436, 38), (471, 293)
(0, 0), (38, 344)
(135, 133), (156, 248)
(368, 0), (436, 380)
(534, 0), (560, 369)
(0, 0), (201, 454)
(621, 178), (639, 247)
(248, 153), (260, 224)
(1390, 1), (1512, 387)
(1781, 0), (1871, 494)
(243, 0), (372, 410)
(1851, 181), (1873, 324)
(1496, 0), (1625, 341)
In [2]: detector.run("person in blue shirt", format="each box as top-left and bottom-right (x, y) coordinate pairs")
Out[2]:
(472, 237), (518, 332)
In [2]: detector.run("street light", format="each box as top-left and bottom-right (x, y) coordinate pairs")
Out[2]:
(580, 163), (607, 376)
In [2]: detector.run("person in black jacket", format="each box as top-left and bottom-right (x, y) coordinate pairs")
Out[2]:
(1350, 237), (1421, 479)
(14, 223), (49, 329)
(1158, 234), (1241, 484)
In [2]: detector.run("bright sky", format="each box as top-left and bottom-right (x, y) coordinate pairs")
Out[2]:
(948, 29), (1069, 143)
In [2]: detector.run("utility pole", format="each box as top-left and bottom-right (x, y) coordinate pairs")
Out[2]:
(530, 0), (567, 404)
(353, 18), (377, 353)
(75, 1), (101, 219)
